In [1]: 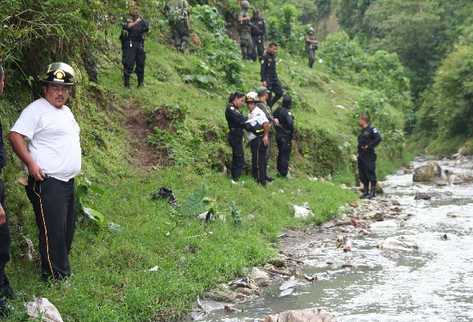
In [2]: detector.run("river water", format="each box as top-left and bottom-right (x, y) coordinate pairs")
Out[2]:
(200, 157), (473, 322)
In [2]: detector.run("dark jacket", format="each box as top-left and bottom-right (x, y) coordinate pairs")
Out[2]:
(260, 52), (278, 84)
(225, 105), (247, 138)
(273, 107), (294, 139)
(122, 19), (149, 44)
(0, 123), (5, 169)
(358, 125), (381, 156)
(250, 17), (266, 38)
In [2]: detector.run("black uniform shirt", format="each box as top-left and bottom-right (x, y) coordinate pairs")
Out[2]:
(251, 17), (266, 37)
(123, 19), (150, 43)
(358, 125), (381, 155)
(0, 122), (5, 170)
(225, 105), (247, 137)
(260, 52), (278, 84)
(273, 107), (294, 138)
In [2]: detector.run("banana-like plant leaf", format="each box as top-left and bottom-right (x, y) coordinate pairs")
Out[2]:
(83, 207), (106, 226)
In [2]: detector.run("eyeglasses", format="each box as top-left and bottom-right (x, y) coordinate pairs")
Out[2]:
(48, 85), (71, 93)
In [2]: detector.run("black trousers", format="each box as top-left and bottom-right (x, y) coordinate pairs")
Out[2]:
(171, 20), (190, 51)
(26, 177), (76, 280)
(276, 135), (292, 177)
(268, 81), (284, 107)
(229, 133), (245, 181)
(308, 49), (316, 68)
(122, 41), (146, 84)
(250, 137), (268, 185)
(0, 181), (11, 291)
(358, 153), (377, 185)
(252, 36), (264, 61)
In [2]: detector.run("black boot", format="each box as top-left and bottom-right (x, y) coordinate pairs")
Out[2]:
(124, 76), (130, 88)
(360, 183), (369, 199)
(369, 181), (377, 199)
(0, 277), (14, 300)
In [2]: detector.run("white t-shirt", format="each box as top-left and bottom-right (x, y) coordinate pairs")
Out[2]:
(246, 106), (269, 142)
(11, 98), (81, 182)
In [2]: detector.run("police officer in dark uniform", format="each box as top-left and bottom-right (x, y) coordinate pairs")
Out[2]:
(225, 92), (248, 183)
(357, 114), (382, 199)
(261, 42), (284, 108)
(250, 9), (266, 61)
(273, 95), (294, 178)
(0, 64), (13, 317)
(166, 0), (191, 52)
(120, 9), (149, 88)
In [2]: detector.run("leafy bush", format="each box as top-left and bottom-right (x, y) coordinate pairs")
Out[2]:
(417, 45), (473, 139)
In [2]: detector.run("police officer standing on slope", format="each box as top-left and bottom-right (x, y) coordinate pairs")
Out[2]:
(166, 0), (191, 52)
(238, 1), (255, 60)
(225, 92), (248, 183)
(9, 63), (81, 281)
(245, 92), (270, 186)
(120, 9), (149, 88)
(250, 9), (266, 61)
(0, 64), (14, 317)
(261, 42), (284, 108)
(273, 95), (294, 178)
(357, 114), (382, 199)
(305, 27), (318, 69)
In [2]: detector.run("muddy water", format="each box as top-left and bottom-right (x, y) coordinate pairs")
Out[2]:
(202, 157), (473, 322)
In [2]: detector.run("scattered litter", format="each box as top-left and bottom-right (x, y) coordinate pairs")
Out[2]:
(26, 298), (63, 322)
(197, 211), (215, 222)
(304, 274), (317, 282)
(151, 187), (177, 207)
(378, 236), (419, 252)
(441, 234), (448, 241)
(148, 266), (159, 272)
(293, 203), (314, 219)
(264, 308), (336, 322)
(108, 222), (122, 233)
(335, 104), (346, 110)
(21, 235), (36, 262)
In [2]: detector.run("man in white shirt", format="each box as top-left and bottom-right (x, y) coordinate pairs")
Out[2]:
(245, 92), (271, 186)
(9, 62), (81, 281)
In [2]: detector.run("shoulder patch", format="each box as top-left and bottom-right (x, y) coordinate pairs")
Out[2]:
(372, 128), (379, 133)
(288, 112), (292, 116)
(230, 106), (235, 111)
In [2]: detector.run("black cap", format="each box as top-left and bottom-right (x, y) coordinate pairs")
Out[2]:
(282, 95), (292, 109)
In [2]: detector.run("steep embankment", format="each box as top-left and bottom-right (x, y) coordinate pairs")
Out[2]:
(0, 6), (412, 322)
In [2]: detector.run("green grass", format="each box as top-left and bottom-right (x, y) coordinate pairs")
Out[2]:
(5, 170), (355, 321)
(0, 24), (407, 322)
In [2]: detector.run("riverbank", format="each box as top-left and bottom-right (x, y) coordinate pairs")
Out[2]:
(199, 155), (473, 322)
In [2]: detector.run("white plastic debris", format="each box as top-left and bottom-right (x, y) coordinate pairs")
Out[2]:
(26, 298), (64, 322)
(293, 203), (314, 219)
(148, 266), (159, 272)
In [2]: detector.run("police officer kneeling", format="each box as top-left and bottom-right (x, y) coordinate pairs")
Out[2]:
(9, 63), (82, 281)
(357, 114), (381, 199)
(245, 92), (270, 186)
(273, 95), (294, 178)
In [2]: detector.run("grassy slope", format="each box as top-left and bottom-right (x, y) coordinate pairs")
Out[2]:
(0, 27), (409, 321)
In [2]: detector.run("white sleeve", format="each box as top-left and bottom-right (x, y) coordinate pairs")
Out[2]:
(256, 111), (269, 125)
(11, 106), (39, 140)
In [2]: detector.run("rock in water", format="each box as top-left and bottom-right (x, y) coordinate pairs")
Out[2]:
(26, 298), (64, 322)
(248, 267), (271, 287)
(378, 236), (419, 252)
(413, 162), (442, 182)
(264, 308), (336, 322)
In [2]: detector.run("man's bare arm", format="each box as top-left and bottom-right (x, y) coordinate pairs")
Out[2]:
(8, 132), (44, 181)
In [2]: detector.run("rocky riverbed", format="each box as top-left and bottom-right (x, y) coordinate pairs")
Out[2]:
(185, 155), (473, 322)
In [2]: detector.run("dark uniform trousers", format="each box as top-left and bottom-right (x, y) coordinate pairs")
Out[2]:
(276, 135), (291, 177)
(268, 81), (283, 108)
(228, 131), (245, 181)
(171, 20), (190, 51)
(0, 181), (11, 291)
(358, 153), (377, 185)
(26, 176), (75, 280)
(308, 48), (316, 68)
(123, 41), (146, 85)
(250, 137), (268, 185)
(252, 36), (264, 61)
